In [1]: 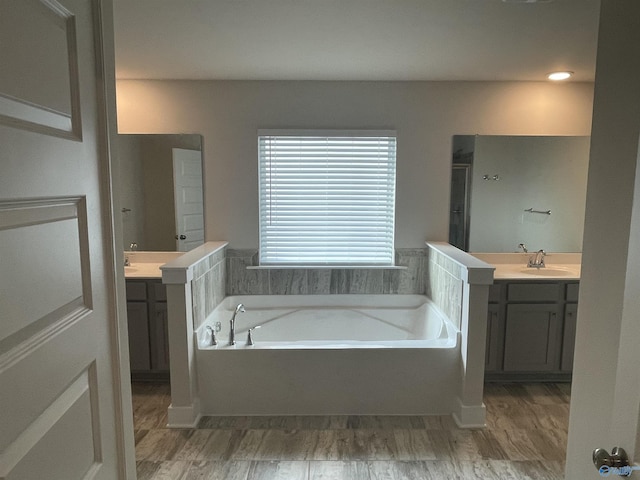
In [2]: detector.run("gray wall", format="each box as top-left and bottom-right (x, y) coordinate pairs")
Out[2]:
(115, 80), (594, 249)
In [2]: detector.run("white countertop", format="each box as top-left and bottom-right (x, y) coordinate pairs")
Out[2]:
(124, 262), (166, 279)
(491, 263), (581, 280)
(123, 251), (184, 279)
(471, 252), (581, 281)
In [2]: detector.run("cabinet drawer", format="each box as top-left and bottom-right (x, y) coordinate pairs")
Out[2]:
(153, 282), (167, 302)
(566, 283), (580, 302)
(507, 283), (559, 302)
(125, 281), (147, 301)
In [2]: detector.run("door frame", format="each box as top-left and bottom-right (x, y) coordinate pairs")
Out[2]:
(94, 0), (137, 477)
(565, 1), (640, 478)
(449, 163), (472, 251)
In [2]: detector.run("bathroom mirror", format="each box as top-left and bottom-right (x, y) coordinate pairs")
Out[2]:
(449, 135), (590, 253)
(117, 134), (205, 252)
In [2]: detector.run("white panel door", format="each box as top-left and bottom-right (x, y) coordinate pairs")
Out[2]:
(0, 1), (129, 479)
(172, 148), (204, 252)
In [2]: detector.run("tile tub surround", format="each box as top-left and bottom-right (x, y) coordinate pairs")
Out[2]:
(225, 248), (427, 295)
(133, 382), (570, 480)
(190, 248), (226, 331)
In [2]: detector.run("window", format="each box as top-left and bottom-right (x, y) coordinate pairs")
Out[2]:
(258, 130), (397, 266)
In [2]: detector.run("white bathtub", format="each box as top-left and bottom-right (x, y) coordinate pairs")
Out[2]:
(196, 295), (461, 415)
(198, 294), (457, 349)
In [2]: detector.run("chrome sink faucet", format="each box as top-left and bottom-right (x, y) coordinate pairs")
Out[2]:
(229, 303), (245, 345)
(528, 249), (546, 268)
(124, 242), (138, 266)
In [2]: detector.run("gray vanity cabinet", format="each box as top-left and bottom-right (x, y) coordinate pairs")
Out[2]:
(126, 279), (170, 381)
(485, 303), (504, 373)
(561, 303), (579, 372)
(150, 301), (170, 372)
(485, 280), (578, 381)
(503, 303), (562, 372)
(126, 301), (150, 371)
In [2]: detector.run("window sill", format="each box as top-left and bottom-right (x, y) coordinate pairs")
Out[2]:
(247, 265), (407, 270)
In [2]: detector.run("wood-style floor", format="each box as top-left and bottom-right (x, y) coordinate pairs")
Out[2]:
(133, 382), (570, 480)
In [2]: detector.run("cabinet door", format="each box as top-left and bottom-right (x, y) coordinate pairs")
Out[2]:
(127, 302), (151, 371)
(561, 303), (578, 372)
(503, 304), (561, 372)
(150, 302), (170, 371)
(485, 304), (503, 373)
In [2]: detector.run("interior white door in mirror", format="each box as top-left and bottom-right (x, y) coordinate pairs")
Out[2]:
(173, 147), (205, 252)
(0, 0), (129, 478)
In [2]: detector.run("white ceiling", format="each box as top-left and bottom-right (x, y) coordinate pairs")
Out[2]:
(113, 0), (600, 82)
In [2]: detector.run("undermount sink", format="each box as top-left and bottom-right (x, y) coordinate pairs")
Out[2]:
(519, 267), (572, 276)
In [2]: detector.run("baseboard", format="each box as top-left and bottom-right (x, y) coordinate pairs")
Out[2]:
(451, 396), (486, 429)
(485, 373), (572, 383)
(167, 398), (201, 428)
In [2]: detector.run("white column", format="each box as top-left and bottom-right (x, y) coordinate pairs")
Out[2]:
(164, 282), (201, 428)
(454, 281), (490, 428)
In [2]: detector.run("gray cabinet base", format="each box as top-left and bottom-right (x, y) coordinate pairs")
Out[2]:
(485, 280), (578, 382)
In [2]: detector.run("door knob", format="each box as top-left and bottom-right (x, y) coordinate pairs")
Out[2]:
(175, 234), (187, 240)
(611, 447), (631, 468)
(593, 446), (638, 476)
(593, 448), (613, 470)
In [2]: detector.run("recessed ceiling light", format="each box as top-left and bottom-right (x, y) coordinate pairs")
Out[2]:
(547, 71), (573, 81)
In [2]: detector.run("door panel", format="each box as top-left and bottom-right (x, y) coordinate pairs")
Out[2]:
(4, 369), (99, 480)
(0, 0), (81, 138)
(503, 304), (561, 372)
(0, 1), (126, 478)
(0, 199), (88, 350)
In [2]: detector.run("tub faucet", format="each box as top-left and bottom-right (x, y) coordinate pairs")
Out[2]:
(518, 243), (528, 253)
(229, 303), (245, 345)
(528, 249), (546, 268)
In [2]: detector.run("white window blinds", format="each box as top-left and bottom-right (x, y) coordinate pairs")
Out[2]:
(258, 131), (397, 266)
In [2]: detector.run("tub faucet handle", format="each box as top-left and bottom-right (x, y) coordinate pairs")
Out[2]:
(205, 325), (218, 346)
(247, 325), (261, 346)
